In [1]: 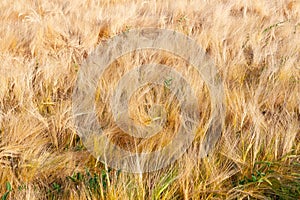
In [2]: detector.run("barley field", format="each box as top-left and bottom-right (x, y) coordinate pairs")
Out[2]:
(0, 0), (299, 199)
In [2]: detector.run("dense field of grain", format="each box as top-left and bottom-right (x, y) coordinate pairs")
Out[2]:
(0, 0), (299, 199)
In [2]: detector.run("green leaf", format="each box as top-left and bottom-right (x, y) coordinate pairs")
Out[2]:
(1, 191), (10, 200)
(5, 182), (12, 192)
(153, 172), (177, 200)
(251, 175), (257, 182)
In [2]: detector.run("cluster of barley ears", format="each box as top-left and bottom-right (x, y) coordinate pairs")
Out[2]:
(0, 0), (299, 199)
